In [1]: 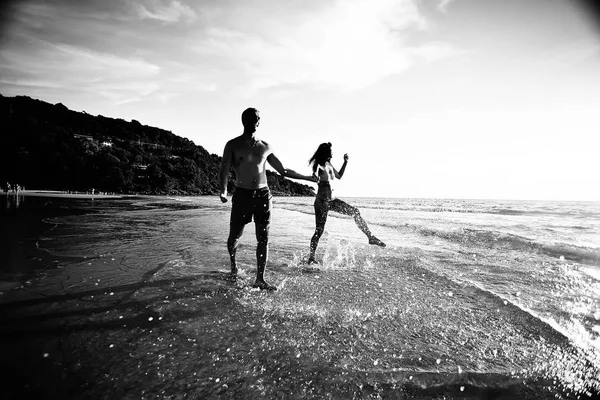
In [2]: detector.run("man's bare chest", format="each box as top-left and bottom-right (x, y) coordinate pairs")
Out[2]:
(232, 146), (267, 168)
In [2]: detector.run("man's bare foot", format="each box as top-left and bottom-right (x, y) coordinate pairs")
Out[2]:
(252, 280), (277, 291)
(369, 236), (386, 247)
(306, 257), (319, 265)
(228, 265), (238, 282)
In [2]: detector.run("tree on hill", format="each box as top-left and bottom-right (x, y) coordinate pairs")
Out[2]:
(0, 94), (315, 197)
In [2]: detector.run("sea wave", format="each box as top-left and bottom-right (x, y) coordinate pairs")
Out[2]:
(274, 201), (599, 265)
(392, 222), (600, 265)
(359, 205), (600, 219)
(450, 228), (599, 265)
(274, 197), (600, 220)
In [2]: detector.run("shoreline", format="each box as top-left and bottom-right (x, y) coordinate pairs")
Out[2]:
(2, 190), (314, 200)
(1, 189), (126, 199)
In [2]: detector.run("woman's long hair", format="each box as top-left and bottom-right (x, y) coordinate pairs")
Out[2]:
(308, 142), (332, 173)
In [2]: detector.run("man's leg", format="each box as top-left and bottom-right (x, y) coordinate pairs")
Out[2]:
(253, 222), (276, 290)
(227, 223), (246, 277)
(228, 188), (253, 277)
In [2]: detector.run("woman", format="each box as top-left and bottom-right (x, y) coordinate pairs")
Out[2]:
(307, 142), (385, 264)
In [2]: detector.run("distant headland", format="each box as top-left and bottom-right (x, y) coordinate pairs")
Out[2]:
(0, 94), (315, 197)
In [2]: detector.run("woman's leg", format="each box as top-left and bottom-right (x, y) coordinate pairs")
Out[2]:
(329, 199), (385, 246)
(308, 199), (329, 262)
(329, 199), (371, 237)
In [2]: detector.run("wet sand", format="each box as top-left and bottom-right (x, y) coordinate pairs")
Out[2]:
(1, 195), (597, 399)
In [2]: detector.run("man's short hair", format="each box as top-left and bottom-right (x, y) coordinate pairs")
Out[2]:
(241, 108), (258, 127)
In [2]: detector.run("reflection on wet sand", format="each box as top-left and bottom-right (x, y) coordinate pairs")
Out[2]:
(0, 196), (598, 399)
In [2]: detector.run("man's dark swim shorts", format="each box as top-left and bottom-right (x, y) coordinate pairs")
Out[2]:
(230, 187), (273, 225)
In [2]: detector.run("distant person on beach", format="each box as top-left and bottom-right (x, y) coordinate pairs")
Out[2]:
(219, 107), (316, 291)
(307, 142), (385, 264)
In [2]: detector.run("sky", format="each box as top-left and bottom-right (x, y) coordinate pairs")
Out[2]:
(1, 0), (599, 201)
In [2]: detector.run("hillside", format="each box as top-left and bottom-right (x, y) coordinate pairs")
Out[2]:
(0, 95), (315, 197)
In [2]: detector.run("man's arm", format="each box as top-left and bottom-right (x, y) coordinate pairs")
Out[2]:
(267, 153), (316, 182)
(219, 142), (232, 203)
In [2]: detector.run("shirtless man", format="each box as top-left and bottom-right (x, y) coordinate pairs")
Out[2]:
(219, 107), (315, 291)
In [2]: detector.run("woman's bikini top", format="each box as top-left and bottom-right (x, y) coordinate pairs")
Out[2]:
(316, 163), (335, 182)
(315, 163), (334, 200)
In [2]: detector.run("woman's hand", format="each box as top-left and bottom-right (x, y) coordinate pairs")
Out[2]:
(343, 153), (349, 162)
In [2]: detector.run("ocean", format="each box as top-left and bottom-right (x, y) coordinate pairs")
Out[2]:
(0, 194), (598, 399)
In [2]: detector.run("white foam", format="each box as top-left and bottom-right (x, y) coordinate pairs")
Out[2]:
(581, 265), (600, 282)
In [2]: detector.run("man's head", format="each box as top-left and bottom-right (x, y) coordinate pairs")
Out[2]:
(241, 108), (260, 130)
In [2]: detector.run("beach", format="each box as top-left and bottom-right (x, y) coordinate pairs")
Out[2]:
(1, 189), (126, 199)
(0, 193), (599, 399)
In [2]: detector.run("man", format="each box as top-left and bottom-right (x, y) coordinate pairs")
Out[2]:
(219, 108), (315, 291)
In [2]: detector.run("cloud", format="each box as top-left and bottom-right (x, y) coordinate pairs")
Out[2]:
(95, 81), (161, 105)
(410, 41), (464, 63)
(437, 0), (455, 13)
(54, 44), (161, 77)
(129, 0), (196, 23)
(10, 0), (196, 24)
(0, 0), (208, 104)
(0, 0), (461, 103)
(192, 0), (459, 93)
(0, 78), (61, 89)
(0, 35), (161, 103)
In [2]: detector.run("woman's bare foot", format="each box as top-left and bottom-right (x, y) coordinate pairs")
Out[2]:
(252, 280), (277, 291)
(368, 236), (386, 247)
(306, 257), (320, 265)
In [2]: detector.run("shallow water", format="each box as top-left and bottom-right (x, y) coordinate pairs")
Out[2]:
(0, 195), (598, 399)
